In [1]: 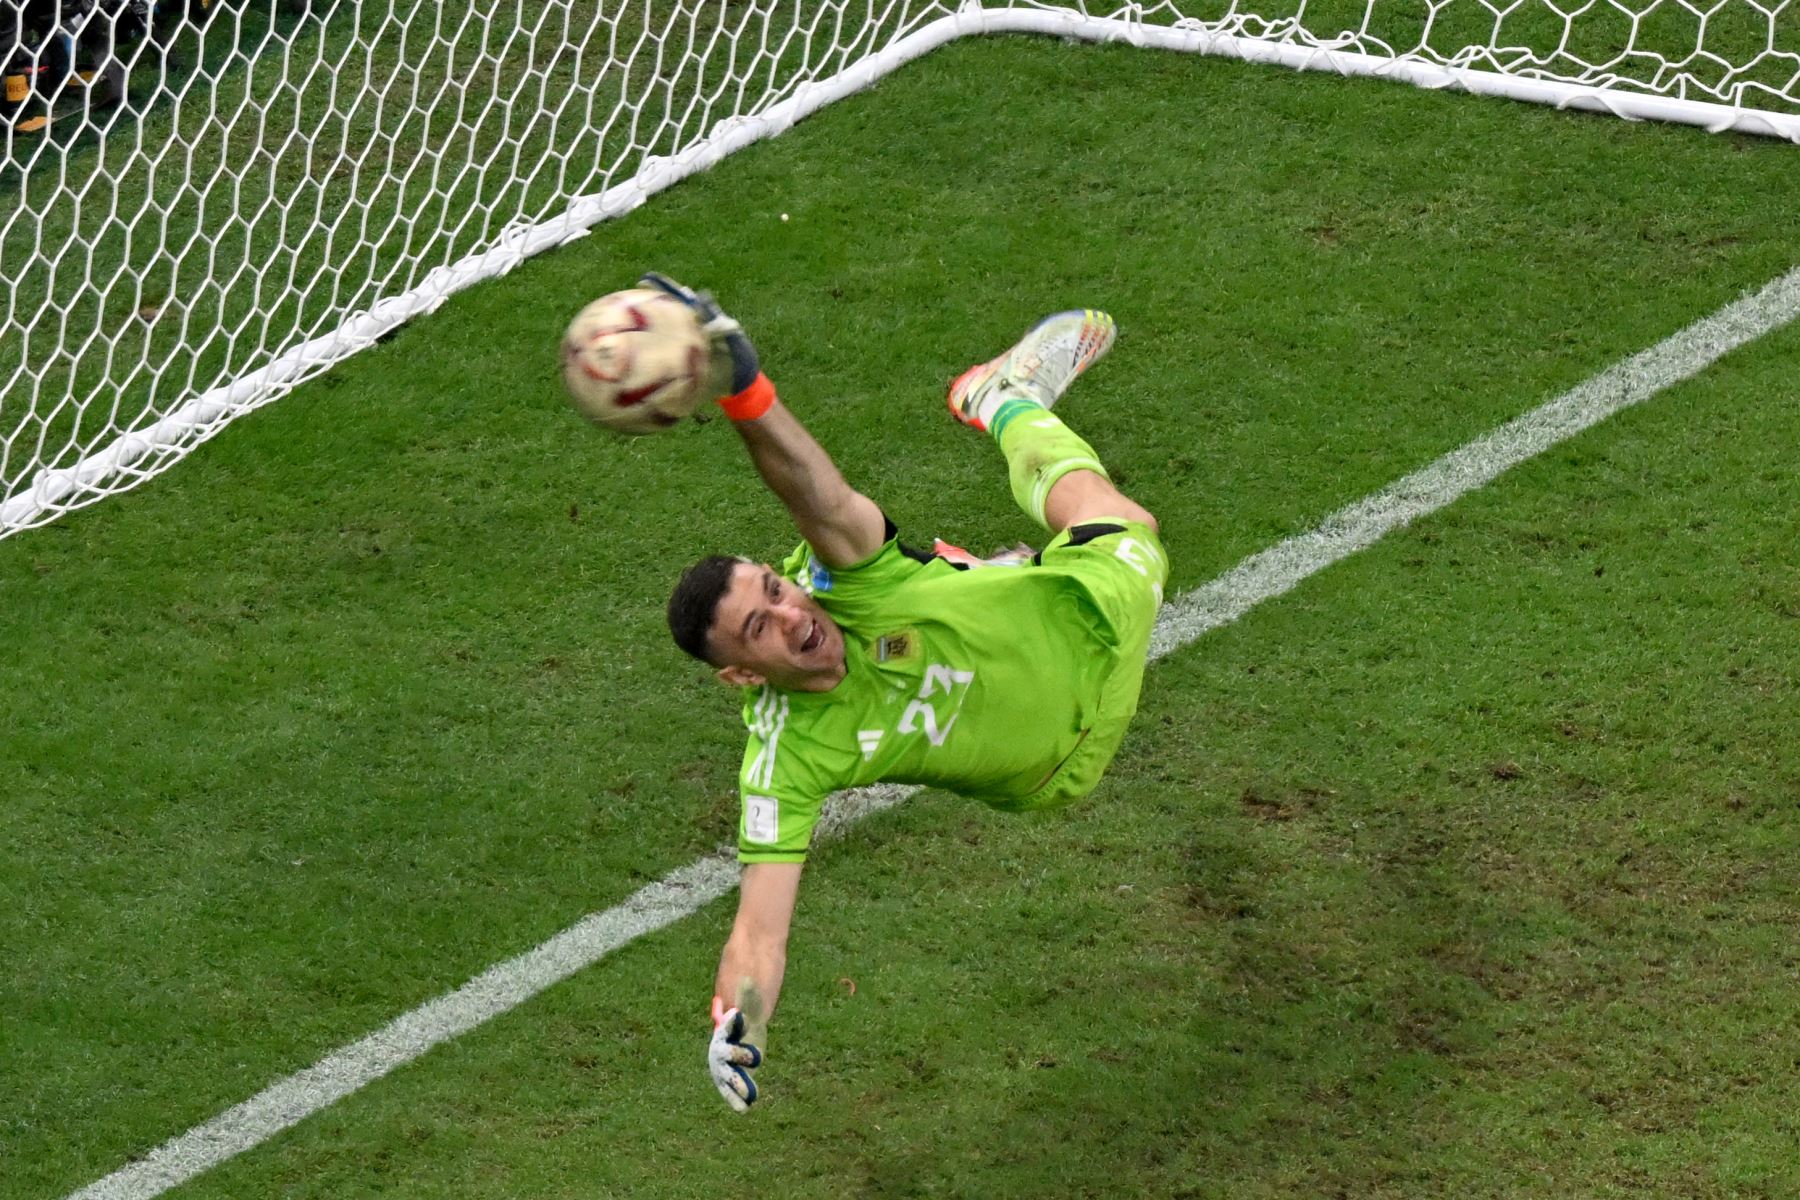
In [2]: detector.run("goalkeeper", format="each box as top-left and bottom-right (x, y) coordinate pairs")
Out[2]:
(650, 275), (1168, 1114)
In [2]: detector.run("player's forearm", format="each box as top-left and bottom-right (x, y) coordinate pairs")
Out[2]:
(715, 932), (786, 1044)
(731, 397), (884, 566)
(732, 399), (856, 527)
(717, 860), (802, 1044)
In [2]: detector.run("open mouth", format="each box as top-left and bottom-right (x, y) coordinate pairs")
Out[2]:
(799, 618), (824, 655)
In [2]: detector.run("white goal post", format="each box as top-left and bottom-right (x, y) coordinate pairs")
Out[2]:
(3, 0), (1795, 538)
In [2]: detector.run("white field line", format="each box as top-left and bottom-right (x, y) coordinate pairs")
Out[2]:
(65, 264), (1800, 1200)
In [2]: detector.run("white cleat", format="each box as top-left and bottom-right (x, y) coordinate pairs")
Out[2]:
(946, 309), (1116, 432)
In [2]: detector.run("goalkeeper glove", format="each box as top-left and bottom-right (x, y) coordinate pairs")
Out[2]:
(638, 271), (761, 400)
(707, 1000), (763, 1113)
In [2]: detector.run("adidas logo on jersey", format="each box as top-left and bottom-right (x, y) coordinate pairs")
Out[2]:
(857, 729), (883, 761)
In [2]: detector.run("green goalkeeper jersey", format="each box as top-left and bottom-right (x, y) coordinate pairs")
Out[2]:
(735, 521), (1167, 863)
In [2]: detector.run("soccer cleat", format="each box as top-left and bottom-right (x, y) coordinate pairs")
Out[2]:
(946, 309), (1116, 432)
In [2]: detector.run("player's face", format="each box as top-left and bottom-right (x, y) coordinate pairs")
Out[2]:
(708, 562), (846, 691)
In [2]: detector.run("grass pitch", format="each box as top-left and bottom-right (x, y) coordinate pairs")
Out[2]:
(2, 33), (1798, 1200)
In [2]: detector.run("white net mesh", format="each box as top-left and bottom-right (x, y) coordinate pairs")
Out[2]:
(2, 0), (1793, 536)
(1138, 0), (1800, 111)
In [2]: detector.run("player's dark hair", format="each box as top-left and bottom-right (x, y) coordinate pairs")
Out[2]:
(667, 555), (744, 665)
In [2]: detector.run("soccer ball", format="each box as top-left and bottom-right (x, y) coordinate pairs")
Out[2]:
(559, 288), (713, 435)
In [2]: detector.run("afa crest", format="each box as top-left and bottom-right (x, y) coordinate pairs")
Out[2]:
(873, 630), (917, 663)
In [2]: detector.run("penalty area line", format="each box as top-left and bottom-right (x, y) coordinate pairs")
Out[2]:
(65, 264), (1800, 1200)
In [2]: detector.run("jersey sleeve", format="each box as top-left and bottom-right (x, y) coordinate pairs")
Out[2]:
(736, 785), (824, 864)
(735, 688), (830, 864)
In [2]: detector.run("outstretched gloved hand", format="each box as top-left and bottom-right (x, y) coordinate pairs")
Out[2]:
(707, 1000), (763, 1113)
(640, 272), (761, 399)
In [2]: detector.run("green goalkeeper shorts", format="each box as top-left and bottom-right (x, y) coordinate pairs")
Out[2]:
(984, 517), (1168, 813)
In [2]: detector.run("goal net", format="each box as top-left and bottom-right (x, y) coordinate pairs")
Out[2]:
(3, 0), (1794, 537)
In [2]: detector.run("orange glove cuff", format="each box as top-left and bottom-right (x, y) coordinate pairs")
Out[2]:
(718, 373), (776, 422)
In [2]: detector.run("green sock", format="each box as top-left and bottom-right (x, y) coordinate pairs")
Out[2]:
(990, 398), (1109, 529)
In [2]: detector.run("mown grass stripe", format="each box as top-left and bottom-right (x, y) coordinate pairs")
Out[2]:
(65, 263), (1800, 1200)
(1150, 264), (1800, 658)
